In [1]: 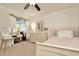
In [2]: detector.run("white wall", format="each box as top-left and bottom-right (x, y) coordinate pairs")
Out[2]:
(44, 7), (79, 37)
(0, 5), (16, 33)
(78, 7), (79, 37)
(0, 5), (10, 32)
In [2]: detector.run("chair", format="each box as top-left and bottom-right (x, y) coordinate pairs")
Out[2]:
(20, 32), (26, 41)
(0, 32), (14, 52)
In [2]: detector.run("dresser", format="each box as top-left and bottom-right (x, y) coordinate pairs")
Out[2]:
(30, 31), (47, 43)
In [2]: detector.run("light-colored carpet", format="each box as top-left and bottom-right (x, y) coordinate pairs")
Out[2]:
(0, 41), (36, 56)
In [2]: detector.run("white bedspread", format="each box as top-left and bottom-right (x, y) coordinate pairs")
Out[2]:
(36, 36), (79, 51)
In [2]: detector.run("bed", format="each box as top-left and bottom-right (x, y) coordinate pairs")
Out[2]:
(36, 30), (79, 56)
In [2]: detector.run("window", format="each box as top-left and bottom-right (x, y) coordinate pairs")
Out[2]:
(16, 19), (29, 33)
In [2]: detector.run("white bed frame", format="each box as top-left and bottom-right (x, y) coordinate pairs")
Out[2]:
(36, 36), (79, 56)
(36, 43), (79, 56)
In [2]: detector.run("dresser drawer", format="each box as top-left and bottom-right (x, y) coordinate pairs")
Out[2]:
(30, 32), (47, 42)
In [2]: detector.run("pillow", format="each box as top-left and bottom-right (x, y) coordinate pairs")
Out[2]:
(57, 30), (73, 38)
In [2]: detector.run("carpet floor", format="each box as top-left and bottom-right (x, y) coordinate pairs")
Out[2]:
(0, 41), (36, 56)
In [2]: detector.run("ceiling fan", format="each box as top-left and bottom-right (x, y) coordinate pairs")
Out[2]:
(24, 3), (41, 11)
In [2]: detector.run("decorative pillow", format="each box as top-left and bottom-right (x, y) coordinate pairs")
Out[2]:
(57, 30), (73, 38)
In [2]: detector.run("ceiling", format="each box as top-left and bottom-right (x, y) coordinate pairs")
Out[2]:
(0, 3), (79, 18)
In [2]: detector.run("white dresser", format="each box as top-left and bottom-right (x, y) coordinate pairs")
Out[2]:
(30, 31), (47, 43)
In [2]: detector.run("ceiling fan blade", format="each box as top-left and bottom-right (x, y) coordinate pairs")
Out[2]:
(24, 3), (30, 9)
(34, 4), (41, 11)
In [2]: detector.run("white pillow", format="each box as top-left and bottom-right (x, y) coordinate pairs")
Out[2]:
(57, 30), (73, 38)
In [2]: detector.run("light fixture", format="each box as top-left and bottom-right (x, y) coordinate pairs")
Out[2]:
(13, 28), (16, 32)
(30, 2), (35, 6)
(31, 22), (36, 31)
(9, 28), (11, 32)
